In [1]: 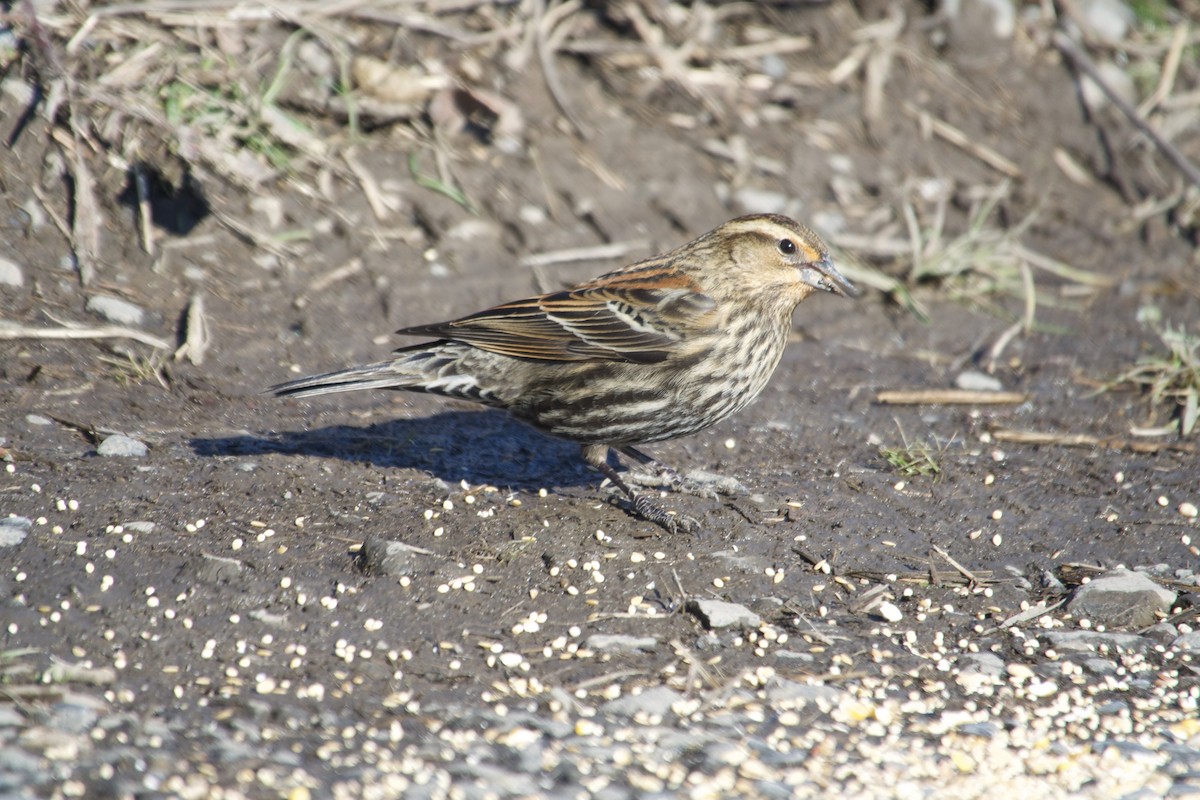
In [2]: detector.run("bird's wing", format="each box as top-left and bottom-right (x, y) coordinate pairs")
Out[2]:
(396, 268), (718, 363)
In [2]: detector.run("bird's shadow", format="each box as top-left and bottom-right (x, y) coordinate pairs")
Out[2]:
(190, 408), (596, 491)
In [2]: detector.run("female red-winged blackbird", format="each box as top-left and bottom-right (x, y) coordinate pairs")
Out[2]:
(272, 214), (855, 532)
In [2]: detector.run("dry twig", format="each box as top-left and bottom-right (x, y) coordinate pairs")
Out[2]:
(0, 321), (171, 350)
(903, 102), (1022, 178)
(876, 389), (1027, 405)
(991, 427), (1198, 454)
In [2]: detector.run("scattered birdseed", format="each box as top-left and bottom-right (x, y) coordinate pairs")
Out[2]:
(1158, 496), (1170, 507)
(991, 509), (1003, 520)
(1180, 502), (1198, 519)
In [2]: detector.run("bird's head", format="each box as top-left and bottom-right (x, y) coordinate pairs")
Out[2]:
(717, 214), (856, 305)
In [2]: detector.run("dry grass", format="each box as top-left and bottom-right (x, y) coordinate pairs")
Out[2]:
(3, 0), (1196, 340)
(834, 181), (1117, 335)
(1106, 323), (1200, 436)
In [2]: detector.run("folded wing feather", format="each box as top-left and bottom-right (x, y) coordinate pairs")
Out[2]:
(395, 275), (718, 364)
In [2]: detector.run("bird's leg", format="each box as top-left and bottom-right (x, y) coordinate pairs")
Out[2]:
(581, 445), (699, 534)
(615, 445), (747, 499)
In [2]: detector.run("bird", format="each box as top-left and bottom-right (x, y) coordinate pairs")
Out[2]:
(270, 214), (856, 533)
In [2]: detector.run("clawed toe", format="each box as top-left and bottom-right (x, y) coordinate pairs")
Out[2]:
(629, 491), (701, 534)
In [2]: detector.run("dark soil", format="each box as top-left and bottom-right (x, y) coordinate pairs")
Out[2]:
(1, 1), (1198, 795)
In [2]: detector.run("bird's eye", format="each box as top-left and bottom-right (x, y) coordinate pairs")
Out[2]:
(778, 238), (797, 255)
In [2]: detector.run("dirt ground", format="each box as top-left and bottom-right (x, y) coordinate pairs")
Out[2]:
(2, 1), (1199, 796)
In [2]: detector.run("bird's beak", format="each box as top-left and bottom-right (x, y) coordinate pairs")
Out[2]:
(802, 257), (858, 298)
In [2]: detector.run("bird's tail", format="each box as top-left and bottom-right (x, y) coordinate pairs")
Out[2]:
(270, 359), (420, 398)
(269, 343), (492, 403)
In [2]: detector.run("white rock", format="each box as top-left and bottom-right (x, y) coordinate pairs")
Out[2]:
(249, 196), (284, 229)
(586, 634), (658, 654)
(1067, 569), (1176, 629)
(0, 257), (24, 287)
(602, 686), (682, 718)
(956, 370), (1005, 392)
(1044, 631), (1149, 652)
(687, 599), (762, 630)
(97, 434), (149, 457)
(974, 0), (1016, 38)
(86, 295), (146, 326)
(0, 515), (32, 547)
(1171, 631), (1200, 652)
(0, 76), (34, 106)
(878, 601), (904, 623)
(1077, 0), (1135, 45)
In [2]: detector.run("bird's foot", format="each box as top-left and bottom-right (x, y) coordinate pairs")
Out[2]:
(586, 445), (708, 534)
(629, 491), (701, 535)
